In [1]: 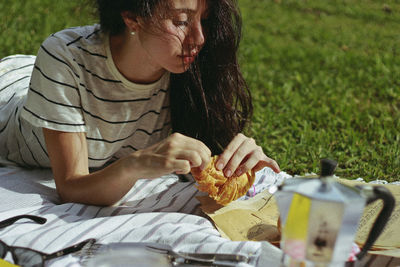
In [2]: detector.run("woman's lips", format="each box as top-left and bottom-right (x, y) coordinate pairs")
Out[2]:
(182, 56), (195, 64)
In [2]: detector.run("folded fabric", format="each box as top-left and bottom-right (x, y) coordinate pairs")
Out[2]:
(0, 166), (290, 266)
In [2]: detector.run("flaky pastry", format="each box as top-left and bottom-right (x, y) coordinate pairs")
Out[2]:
(191, 156), (256, 205)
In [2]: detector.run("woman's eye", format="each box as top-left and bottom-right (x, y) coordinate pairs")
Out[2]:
(173, 12), (190, 28)
(174, 20), (189, 27)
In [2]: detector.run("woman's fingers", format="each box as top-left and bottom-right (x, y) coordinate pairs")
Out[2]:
(236, 154), (281, 176)
(216, 133), (247, 172)
(217, 133), (280, 177)
(163, 133), (211, 170)
(175, 150), (202, 168)
(224, 137), (257, 177)
(186, 138), (212, 169)
(173, 159), (192, 174)
(131, 133), (211, 178)
(233, 147), (264, 176)
(253, 157), (280, 174)
(174, 134), (211, 169)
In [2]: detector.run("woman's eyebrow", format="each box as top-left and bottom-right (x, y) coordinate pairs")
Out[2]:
(173, 8), (210, 19)
(173, 8), (196, 14)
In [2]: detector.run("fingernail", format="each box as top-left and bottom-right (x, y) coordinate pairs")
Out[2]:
(217, 162), (223, 170)
(225, 169), (232, 177)
(200, 163), (207, 171)
(236, 169), (243, 177)
(274, 165), (281, 173)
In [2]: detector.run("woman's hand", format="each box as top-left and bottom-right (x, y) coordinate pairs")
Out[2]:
(128, 132), (212, 178)
(215, 133), (280, 177)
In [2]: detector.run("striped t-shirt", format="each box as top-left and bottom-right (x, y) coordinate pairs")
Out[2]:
(0, 24), (171, 168)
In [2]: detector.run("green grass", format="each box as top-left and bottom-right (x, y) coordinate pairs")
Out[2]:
(0, 0), (96, 56)
(1, 0), (399, 181)
(239, 0), (400, 181)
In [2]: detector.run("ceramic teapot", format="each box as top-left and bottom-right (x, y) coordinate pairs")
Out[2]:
(270, 159), (395, 267)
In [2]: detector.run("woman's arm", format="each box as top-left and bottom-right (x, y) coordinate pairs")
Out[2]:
(43, 129), (135, 206)
(43, 129), (211, 206)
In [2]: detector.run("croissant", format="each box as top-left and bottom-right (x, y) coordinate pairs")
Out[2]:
(191, 156), (256, 205)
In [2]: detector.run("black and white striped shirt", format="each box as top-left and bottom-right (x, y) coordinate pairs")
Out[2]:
(0, 24), (171, 168)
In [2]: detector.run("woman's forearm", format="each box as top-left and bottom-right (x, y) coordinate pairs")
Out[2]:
(44, 128), (142, 206)
(55, 157), (138, 206)
(44, 129), (210, 206)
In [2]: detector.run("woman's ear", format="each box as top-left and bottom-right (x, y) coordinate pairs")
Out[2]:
(121, 11), (139, 32)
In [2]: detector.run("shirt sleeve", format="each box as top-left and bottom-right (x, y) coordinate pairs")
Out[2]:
(20, 35), (87, 132)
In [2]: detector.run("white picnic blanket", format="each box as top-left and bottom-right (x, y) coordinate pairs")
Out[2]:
(0, 166), (288, 266)
(1, 166), (398, 267)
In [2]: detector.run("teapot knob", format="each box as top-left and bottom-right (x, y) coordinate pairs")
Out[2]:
(320, 159), (338, 177)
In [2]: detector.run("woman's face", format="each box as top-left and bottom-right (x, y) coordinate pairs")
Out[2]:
(137, 0), (209, 73)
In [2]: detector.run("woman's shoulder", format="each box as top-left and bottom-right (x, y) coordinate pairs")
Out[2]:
(50, 24), (102, 45)
(37, 24), (107, 67)
(40, 24), (104, 56)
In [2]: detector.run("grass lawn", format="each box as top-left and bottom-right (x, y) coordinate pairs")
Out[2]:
(1, 0), (399, 181)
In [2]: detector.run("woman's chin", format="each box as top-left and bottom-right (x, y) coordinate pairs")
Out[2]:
(168, 64), (191, 74)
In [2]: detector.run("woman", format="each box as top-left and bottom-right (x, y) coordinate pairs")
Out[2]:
(0, 0), (280, 206)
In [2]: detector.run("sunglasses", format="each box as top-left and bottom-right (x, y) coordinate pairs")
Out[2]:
(0, 215), (96, 267)
(0, 215), (47, 228)
(0, 238), (96, 267)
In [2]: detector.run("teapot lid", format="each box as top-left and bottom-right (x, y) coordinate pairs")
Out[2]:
(275, 159), (362, 202)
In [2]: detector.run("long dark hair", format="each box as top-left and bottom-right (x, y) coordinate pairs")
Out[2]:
(96, 0), (252, 154)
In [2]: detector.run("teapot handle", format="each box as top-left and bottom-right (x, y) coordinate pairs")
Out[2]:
(356, 185), (395, 260)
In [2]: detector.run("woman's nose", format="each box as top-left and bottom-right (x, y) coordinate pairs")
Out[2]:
(188, 21), (205, 47)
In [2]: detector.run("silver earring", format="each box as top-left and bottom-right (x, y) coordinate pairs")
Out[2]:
(130, 31), (136, 36)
